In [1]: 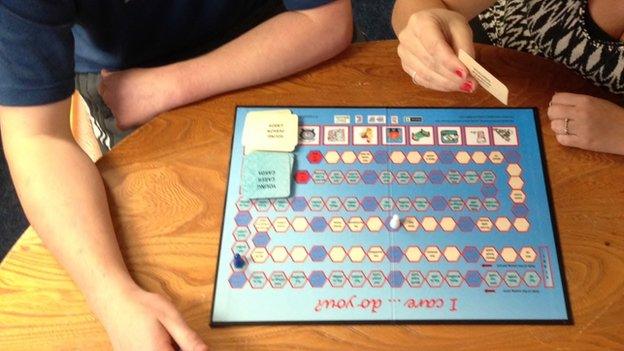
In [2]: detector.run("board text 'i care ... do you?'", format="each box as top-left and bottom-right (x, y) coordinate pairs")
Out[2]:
(314, 296), (459, 313)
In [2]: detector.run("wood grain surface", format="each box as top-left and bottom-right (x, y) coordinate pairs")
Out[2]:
(1, 41), (623, 350)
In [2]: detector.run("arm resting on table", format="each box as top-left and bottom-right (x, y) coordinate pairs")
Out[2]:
(0, 100), (207, 350)
(172, 0), (354, 104)
(100, 0), (353, 129)
(0, 98), (135, 311)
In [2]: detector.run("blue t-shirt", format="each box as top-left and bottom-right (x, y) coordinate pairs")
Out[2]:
(0, 0), (332, 106)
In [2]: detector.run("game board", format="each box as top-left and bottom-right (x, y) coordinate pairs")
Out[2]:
(211, 107), (570, 325)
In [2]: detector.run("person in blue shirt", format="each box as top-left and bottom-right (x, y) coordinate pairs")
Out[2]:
(0, 1), (352, 350)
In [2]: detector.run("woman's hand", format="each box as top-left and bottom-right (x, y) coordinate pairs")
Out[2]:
(396, 8), (477, 93)
(548, 93), (624, 155)
(94, 284), (208, 351)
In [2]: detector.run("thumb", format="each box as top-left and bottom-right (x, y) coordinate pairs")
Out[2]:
(447, 21), (478, 87)
(448, 20), (476, 58)
(159, 307), (208, 351)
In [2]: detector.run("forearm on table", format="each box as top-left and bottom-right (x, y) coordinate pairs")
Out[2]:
(160, 1), (353, 108)
(392, 0), (496, 33)
(0, 100), (136, 319)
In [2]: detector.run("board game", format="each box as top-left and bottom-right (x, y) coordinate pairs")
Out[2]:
(211, 106), (570, 325)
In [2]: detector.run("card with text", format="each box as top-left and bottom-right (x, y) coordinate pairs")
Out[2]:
(458, 49), (509, 105)
(243, 110), (299, 154)
(241, 151), (293, 199)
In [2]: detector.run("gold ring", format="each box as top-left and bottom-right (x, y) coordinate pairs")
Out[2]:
(564, 118), (569, 135)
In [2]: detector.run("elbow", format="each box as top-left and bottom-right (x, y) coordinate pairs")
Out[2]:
(333, 17), (353, 54)
(322, 10), (353, 58)
(306, 0), (353, 58)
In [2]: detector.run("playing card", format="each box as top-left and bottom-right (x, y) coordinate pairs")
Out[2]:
(458, 49), (509, 105)
(241, 151), (293, 199)
(242, 109), (299, 154)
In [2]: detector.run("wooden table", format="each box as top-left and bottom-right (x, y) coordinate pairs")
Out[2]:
(1, 41), (623, 350)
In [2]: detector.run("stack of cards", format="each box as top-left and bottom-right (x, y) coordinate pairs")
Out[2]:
(241, 109), (299, 199)
(242, 151), (294, 199)
(242, 109), (298, 154)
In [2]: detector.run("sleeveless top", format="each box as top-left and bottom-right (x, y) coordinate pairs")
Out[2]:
(478, 0), (624, 96)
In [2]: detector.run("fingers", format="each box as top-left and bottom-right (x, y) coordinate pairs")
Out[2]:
(550, 118), (563, 134)
(555, 134), (576, 147)
(547, 98), (578, 136)
(158, 304), (208, 351)
(397, 34), (475, 92)
(548, 92), (581, 143)
(414, 22), (471, 83)
(399, 46), (460, 92)
(448, 20), (476, 58)
(155, 340), (176, 351)
(549, 119), (568, 135)
(547, 103), (576, 120)
(551, 92), (591, 106)
(397, 11), (477, 92)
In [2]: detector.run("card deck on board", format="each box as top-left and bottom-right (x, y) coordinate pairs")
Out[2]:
(242, 109), (299, 154)
(241, 151), (293, 199)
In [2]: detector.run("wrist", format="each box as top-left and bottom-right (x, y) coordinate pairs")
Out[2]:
(86, 273), (141, 321)
(158, 62), (202, 111)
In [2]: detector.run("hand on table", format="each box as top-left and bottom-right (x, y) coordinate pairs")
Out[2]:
(98, 67), (180, 130)
(548, 93), (624, 155)
(96, 284), (208, 351)
(396, 8), (477, 93)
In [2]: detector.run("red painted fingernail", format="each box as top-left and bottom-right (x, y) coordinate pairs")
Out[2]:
(460, 81), (473, 93)
(455, 69), (465, 79)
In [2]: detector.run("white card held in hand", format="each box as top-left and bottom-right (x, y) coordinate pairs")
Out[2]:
(242, 109), (299, 154)
(458, 49), (509, 105)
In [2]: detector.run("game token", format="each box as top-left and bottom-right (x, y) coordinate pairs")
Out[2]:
(233, 254), (246, 269)
(389, 214), (401, 229)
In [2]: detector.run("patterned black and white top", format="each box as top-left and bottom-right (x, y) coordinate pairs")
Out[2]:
(478, 0), (624, 96)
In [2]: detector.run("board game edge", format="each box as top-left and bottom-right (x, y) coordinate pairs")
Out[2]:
(532, 107), (574, 325)
(209, 105), (573, 327)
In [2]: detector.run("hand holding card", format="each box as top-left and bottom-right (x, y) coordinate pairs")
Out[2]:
(458, 49), (509, 105)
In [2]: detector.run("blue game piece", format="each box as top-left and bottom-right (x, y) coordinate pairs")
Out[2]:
(233, 253), (246, 269)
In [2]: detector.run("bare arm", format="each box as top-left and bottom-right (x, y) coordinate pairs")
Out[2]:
(392, 0), (496, 34)
(0, 99), (134, 305)
(0, 100), (206, 351)
(101, 0), (353, 129)
(172, 0), (353, 105)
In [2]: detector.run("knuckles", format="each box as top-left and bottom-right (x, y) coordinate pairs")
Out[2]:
(555, 134), (572, 146)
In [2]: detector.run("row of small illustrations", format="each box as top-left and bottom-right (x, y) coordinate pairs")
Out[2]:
(227, 269), (546, 289)
(298, 125), (519, 146)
